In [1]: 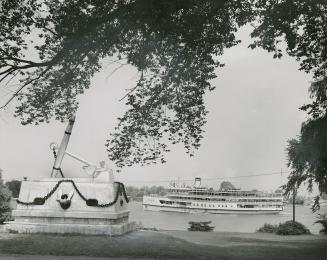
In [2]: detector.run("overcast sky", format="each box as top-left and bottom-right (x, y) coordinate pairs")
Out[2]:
(0, 26), (313, 194)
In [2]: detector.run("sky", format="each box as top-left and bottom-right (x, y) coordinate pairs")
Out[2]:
(0, 26), (314, 194)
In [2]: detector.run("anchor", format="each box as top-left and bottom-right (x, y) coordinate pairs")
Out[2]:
(6, 115), (135, 235)
(49, 116), (114, 180)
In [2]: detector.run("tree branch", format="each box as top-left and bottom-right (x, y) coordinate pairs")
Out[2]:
(3, 71), (19, 88)
(0, 65), (52, 109)
(119, 71), (143, 101)
(37, 23), (59, 37)
(0, 67), (17, 84)
(0, 56), (43, 65)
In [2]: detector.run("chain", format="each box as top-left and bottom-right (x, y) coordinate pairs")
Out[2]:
(97, 182), (129, 207)
(18, 146), (128, 207)
(17, 180), (129, 207)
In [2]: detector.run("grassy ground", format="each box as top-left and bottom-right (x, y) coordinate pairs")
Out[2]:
(0, 230), (326, 260)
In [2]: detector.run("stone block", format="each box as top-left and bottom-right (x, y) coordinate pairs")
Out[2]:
(5, 178), (135, 236)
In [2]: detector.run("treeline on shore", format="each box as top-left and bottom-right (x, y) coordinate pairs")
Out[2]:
(2, 178), (168, 202)
(2, 178), (320, 205)
(285, 195), (308, 205)
(126, 186), (167, 201)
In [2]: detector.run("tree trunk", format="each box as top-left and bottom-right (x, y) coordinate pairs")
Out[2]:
(293, 187), (296, 223)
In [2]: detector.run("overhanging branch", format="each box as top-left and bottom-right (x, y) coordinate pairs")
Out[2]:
(0, 65), (52, 109)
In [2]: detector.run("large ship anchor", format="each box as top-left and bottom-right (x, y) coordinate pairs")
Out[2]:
(49, 116), (113, 179)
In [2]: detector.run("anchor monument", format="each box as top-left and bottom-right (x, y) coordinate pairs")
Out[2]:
(6, 117), (135, 235)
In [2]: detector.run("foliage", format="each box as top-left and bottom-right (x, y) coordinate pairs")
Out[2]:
(248, 0), (327, 207)
(276, 221), (311, 235)
(188, 221), (214, 232)
(0, 171), (12, 224)
(5, 180), (21, 198)
(0, 0), (326, 172)
(0, 0), (254, 168)
(126, 185), (166, 200)
(314, 213), (327, 234)
(286, 195), (305, 205)
(285, 116), (327, 210)
(0, 186), (12, 224)
(271, 0), (327, 209)
(250, 0), (327, 81)
(219, 181), (236, 191)
(257, 221), (311, 235)
(257, 223), (278, 233)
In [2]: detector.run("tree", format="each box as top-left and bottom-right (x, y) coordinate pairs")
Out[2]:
(0, 0), (254, 167)
(0, 169), (12, 223)
(126, 185), (167, 200)
(5, 180), (22, 198)
(286, 117), (327, 211)
(219, 181), (236, 191)
(247, 0), (327, 208)
(0, 0), (326, 175)
(256, 0), (327, 208)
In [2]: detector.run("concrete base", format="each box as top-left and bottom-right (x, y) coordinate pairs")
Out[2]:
(5, 178), (136, 236)
(6, 221), (136, 236)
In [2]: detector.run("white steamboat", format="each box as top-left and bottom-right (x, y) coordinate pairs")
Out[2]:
(143, 178), (283, 214)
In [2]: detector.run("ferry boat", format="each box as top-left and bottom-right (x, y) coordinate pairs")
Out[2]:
(143, 178), (283, 214)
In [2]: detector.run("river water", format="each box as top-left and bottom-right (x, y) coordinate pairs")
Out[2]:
(129, 202), (327, 234)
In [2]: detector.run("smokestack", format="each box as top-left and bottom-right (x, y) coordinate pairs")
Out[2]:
(194, 177), (201, 188)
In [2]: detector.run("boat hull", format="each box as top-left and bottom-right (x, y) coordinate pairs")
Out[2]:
(143, 204), (282, 214)
(143, 196), (283, 214)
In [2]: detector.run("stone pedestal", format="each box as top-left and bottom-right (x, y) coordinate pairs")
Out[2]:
(5, 178), (135, 235)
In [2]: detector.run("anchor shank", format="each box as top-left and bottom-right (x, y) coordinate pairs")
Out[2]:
(51, 116), (76, 177)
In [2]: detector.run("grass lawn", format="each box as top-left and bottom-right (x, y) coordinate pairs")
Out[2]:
(0, 230), (326, 260)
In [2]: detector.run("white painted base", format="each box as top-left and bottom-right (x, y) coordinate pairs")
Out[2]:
(5, 178), (136, 235)
(5, 221), (136, 236)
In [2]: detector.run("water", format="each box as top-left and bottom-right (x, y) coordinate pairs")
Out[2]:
(129, 202), (327, 234)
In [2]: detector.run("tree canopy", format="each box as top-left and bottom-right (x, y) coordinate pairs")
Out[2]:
(219, 181), (236, 191)
(270, 1), (327, 208)
(1, 0), (326, 188)
(0, 0), (254, 167)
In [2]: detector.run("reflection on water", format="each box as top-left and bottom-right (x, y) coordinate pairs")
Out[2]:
(129, 202), (327, 234)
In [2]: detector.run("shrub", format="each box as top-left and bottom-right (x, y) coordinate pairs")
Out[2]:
(257, 223), (278, 233)
(276, 221), (311, 235)
(5, 180), (21, 198)
(188, 221), (214, 232)
(314, 214), (327, 234)
(0, 183), (12, 224)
